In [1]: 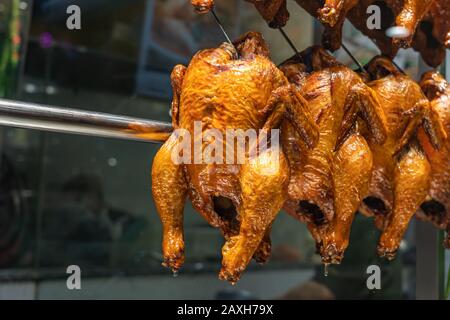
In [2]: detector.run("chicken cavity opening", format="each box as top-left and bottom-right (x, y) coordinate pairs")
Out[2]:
(420, 200), (446, 221)
(363, 196), (388, 216)
(213, 196), (238, 222)
(419, 21), (441, 49)
(298, 201), (326, 226)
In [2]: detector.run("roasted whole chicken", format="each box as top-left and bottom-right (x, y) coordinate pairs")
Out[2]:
(280, 46), (387, 264)
(416, 71), (450, 248)
(152, 32), (319, 283)
(359, 56), (447, 259)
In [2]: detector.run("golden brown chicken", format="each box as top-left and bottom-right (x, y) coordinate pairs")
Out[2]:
(416, 71), (450, 248)
(279, 46), (387, 265)
(152, 32), (319, 283)
(358, 56), (446, 259)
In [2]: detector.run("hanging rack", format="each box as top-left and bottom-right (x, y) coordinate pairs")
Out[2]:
(0, 98), (173, 143)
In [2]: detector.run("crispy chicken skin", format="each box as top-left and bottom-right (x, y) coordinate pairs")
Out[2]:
(359, 56), (446, 259)
(280, 46), (387, 265)
(152, 32), (319, 283)
(416, 71), (450, 248)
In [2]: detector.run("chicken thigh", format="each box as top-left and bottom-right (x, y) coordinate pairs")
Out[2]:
(152, 32), (318, 283)
(359, 56), (446, 259)
(280, 46), (387, 264)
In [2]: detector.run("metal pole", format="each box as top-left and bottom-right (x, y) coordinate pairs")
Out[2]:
(415, 59), (443, 300)
(416, 220), (441, 299)
(0, 98), (173, 143)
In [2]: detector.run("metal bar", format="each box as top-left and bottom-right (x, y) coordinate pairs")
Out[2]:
(0, 98), (173, 143)
(415, 58), (442, 300)
(416, 220), (441, 299)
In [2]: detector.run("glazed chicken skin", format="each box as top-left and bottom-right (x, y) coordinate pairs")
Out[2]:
(359, 56), (446, 259)
(280, 46), (387, 264)
(416, 71), (450, 248)
(152, 32), (319, 283)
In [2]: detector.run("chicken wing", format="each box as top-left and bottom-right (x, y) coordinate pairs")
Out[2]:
(152, 32), (318, 283)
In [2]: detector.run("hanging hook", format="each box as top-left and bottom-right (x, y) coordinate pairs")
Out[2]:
(210, 9), (234, 48)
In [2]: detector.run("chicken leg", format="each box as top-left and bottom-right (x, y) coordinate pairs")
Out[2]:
(378, 141), (431, 259)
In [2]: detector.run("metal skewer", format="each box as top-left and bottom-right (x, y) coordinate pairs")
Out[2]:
(391, 58), (406, 75)
(278, 27), (302, 58)
(0, 98), (173, 143)
(210, 9), (234, 47)
(341, 42), (370, 76)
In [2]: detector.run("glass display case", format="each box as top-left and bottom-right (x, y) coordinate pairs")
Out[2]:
(0, 0), (448, 300)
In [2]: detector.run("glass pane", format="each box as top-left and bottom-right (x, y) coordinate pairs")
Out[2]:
(0, 0), (446, 300)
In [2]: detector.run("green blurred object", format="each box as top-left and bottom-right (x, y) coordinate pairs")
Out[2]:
(446, 268), (450, 299)
(0, 0), (21, 98)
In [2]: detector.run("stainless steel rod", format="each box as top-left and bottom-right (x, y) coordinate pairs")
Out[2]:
(0, 98), (173, 143)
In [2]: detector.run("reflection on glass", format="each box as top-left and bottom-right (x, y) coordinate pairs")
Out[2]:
(0, 0), (421, 300)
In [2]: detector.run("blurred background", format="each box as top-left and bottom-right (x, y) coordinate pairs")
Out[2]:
(0, 0), (447, 299)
